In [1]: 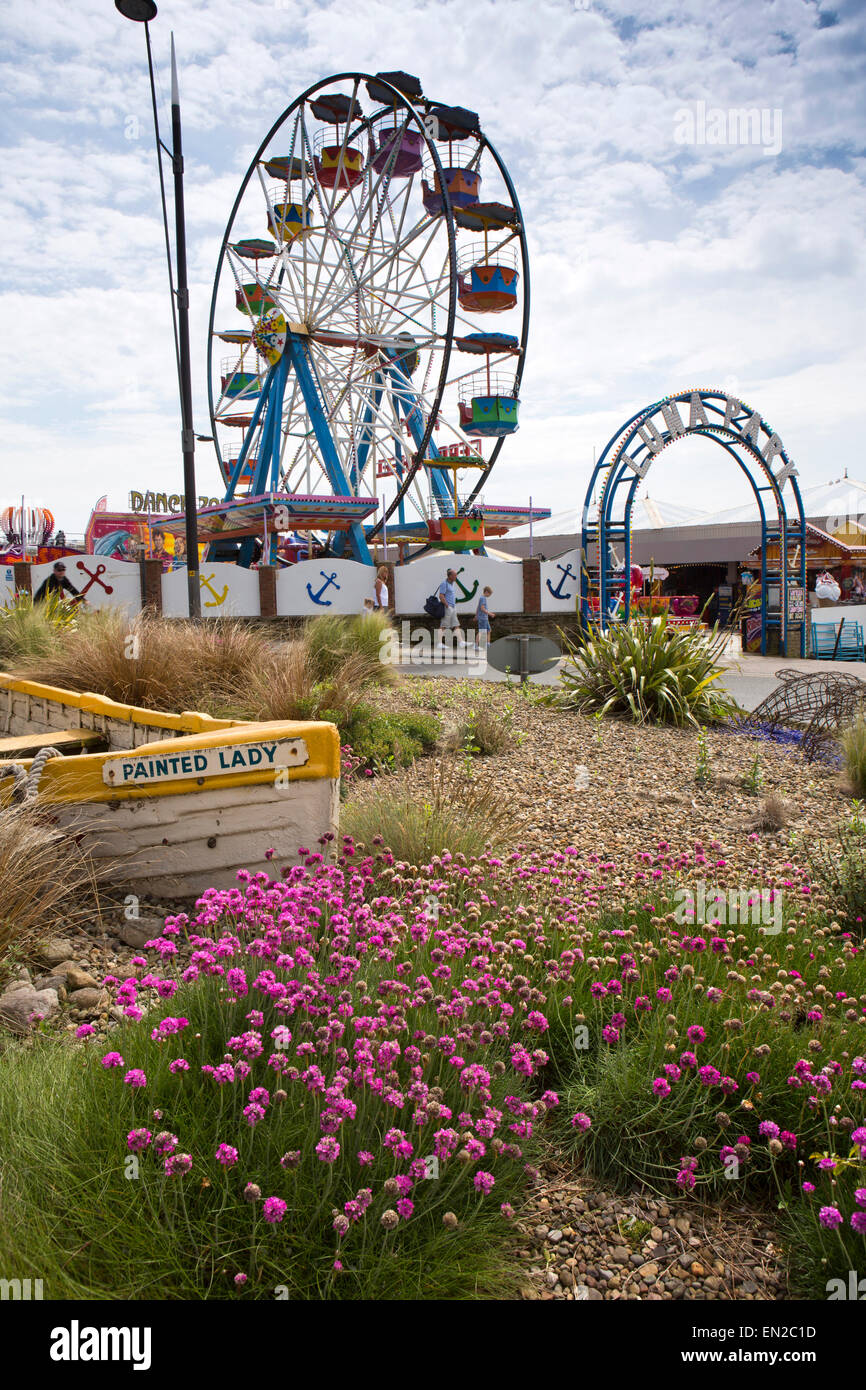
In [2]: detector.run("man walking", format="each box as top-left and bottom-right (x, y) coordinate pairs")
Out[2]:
(437, 567), (464, 647)
(33, 561), (80, 605)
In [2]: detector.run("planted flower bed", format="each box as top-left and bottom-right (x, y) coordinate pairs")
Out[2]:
(1, 837), (863, 1299)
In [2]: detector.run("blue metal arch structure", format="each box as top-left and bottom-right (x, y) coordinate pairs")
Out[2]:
(579, 388), (808, 657)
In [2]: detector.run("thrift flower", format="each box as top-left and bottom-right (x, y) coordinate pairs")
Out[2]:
(263, 1197), (287, 1224)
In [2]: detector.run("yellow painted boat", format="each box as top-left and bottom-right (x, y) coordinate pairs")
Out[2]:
(0, 675), (339, 898)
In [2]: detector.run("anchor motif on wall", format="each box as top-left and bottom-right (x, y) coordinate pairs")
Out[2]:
(75, 560), (113, 597)
(200, 572), (229, 607)
(454, 567), (479, 603)
(545, 561), (576, 601)
(306, 570), (341, 606)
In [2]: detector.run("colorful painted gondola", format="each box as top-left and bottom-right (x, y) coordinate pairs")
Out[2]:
(262, 155), (312, 182)
(372, 124), (425, 176)
(221, 370), (262, 400)
(231, 237), (277, 261)
(458, 263), (519, 313)
(235, 282), (279, 316)
(459, 393), (520, 436)
(315, 144), (364, 189)
(454, 331), (521, 355)
(269, 200), (313, 245)
(426, 515), (485, 551)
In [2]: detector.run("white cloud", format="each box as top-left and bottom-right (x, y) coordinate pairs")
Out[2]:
(0, 0), (863, 533)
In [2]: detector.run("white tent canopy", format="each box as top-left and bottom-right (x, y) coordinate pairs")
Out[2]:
(709, 477), (866, 527)
(507, 493), (708, 541)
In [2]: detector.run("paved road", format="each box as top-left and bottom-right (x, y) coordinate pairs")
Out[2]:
(712, 673), (778, 711)
(714, 651), (866, 711)
(394, 641), (866, 703)
(394, 653), (561, 685)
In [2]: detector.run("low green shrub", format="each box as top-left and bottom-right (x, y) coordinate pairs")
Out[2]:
(340, 704), (439, 772)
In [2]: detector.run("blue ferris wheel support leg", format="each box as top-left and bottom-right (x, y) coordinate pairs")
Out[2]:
(333, 377), (383, 559)
(224, 369), (272, 502)
(254, 351), (290, 494)
(386, 364), (453, 517)
(285, 332), (372, 565)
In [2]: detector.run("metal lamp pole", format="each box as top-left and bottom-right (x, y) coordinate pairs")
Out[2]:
(115, 0), (201, 616)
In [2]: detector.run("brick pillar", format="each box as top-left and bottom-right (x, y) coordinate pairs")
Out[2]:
(522, 557), (541, 614)
(15, 561), (32, 595)
(140, 559), (163, 614)
(258, 565), (277, 618)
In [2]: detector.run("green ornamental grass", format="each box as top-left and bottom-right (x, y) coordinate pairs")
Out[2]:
(558, 615), (739, 726)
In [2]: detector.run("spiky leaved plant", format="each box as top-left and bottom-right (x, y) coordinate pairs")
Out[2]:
(557, 615), (739, 727)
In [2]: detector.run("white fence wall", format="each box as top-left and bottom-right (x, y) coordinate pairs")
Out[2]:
(1, 565), (15, 607)
(30, 557), (142, 617)
(6, 553), (551, 621)
(162, 563), (261, 618)
(395, 554), (524, 615)
(540, 551), (580, 612)
(277, 559), (376, 616)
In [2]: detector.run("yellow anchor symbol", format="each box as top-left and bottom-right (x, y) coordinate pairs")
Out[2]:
(200, 572), (229, 608)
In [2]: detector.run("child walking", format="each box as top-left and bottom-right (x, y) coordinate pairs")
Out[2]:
(475, 586), (494, 649)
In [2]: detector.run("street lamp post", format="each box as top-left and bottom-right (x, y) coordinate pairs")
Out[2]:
(115, 0), (201, 617)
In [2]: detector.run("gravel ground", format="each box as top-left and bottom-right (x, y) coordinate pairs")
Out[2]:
(379, 675), (849, 884)
(513, 1159), (786, 1301)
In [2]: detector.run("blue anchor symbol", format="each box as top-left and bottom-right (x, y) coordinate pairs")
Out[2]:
(306, 570), (341, 606)
(545, 561), (576, 601)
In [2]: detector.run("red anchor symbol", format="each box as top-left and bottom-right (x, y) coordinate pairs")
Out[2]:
(76, 561), (113, 596)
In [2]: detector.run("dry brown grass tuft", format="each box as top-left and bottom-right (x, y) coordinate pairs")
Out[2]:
(18, 610), (272, 714)
(747, 795), (790, 833)
(342, 754), (522, 865)
(304, 611), (397, 687)
(225, 643), (370, 724)
(19, 610), (393, 724)
(0, 803), (106, 966)
(842, 716), (866, 798)
(444, 702), (515, 756)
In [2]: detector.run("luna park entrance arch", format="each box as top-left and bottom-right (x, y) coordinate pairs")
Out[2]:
(579, 388), (808, 657)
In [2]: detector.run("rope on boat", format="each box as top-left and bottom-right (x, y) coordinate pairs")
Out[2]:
(0, 745), (63, 803)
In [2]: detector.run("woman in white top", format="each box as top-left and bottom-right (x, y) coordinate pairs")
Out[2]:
(374, 566), (389, 610)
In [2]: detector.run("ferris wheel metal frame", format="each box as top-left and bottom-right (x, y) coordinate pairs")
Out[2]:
(205, 70), (529, 563)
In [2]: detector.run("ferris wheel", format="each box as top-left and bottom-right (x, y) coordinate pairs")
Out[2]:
(206, 70), (529, 563)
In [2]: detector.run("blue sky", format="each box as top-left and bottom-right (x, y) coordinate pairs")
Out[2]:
(1, 0), (864, 534)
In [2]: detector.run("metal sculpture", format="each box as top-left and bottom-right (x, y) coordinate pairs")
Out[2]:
(741, 669), (866, 762)
(579, 389), (808, 656)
